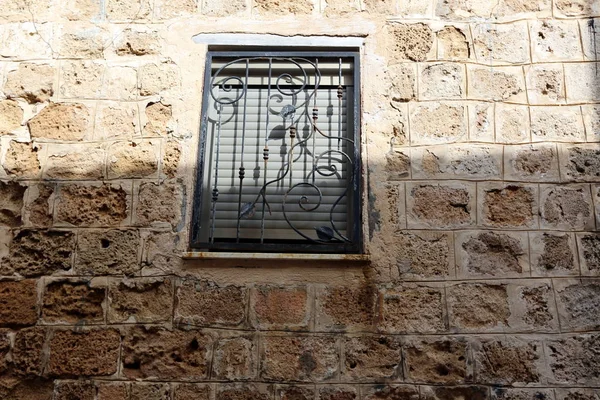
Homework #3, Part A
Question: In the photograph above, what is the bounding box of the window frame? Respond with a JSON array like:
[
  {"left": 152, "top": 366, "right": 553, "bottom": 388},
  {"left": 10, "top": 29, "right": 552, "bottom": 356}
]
[{"left": 190, "top": 49, "right": 363, "bottom": 254}]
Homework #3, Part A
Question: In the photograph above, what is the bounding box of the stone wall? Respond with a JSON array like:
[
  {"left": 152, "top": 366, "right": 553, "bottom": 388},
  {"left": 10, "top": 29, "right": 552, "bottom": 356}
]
[{"left": 0, "top": 0, "right": 599, "bottom": 399}]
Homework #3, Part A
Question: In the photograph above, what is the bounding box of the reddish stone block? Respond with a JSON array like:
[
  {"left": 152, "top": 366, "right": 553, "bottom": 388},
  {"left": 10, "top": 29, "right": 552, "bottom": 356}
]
[
  {"left": 108, "top": 277, "right": 173, "bottom": 323},
  {"left": 42, "top": 280, "right": 105, "bottom": 324},
  {"left": 316, "top": 284, "right": 376, "bottom": 332},
  {"left": 173, "top": 383, "right": 212, "bottom": 400},
  {"left": 212, "top": 335, "right": 257, "bottom": 380},
  {"left": 252, "top": 285, "right": 310, "bottom": 330},
  {"left": 0, "top": 280, "right": 38, "bottom": 327},
  {"left": 13, "top": 327, "right": 46, "bottom": 376},
  {"left": 342, "top": 336, "right": 402, "bottom": 382}
]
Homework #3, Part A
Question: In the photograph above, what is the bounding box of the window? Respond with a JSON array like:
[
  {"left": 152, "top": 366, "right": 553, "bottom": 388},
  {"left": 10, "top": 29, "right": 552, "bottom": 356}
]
[{"left": 191, "top": 50, "right": 362, "bottom": 253}]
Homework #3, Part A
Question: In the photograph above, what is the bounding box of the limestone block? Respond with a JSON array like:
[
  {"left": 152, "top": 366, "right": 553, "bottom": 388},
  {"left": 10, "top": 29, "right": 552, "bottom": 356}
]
[
  {"left": 388, "top": 231, "right": 455, "bottom": 279},
  {"left": 0, "top": 181, "right": 25, "bottom": 227},
  {"left": 115, "top": 27, "right": 161, "bottom": 56},
  {"left": 525, "top": 64, "right": 566, "bottom": 105},
  {"left": 467, "top": 66, "right": 526, "bottom": 102},
  {"left": 95, "top": 102, "right": 139, "bottom": 139},
  {"left": 341, "top": 335, "right": 401, "bottom": 381},
  {"left": 545, "top": 334, "right": 600, "bottom": 385},
  {"left": 274, "top": 385, "right": 314, "bottom": 400},
  {"left": 60, "top": 0, "right": 103, "bottom": 21},
  {"left": 435, "top": 0, "right": 496, "bottom": 20},
  {"left": 253, "top": 285, "right": 310, "bottom": 330},
  {"left": 478, "top": 183, "right": 539, "bottom": 229},
  {"left": 107, "top": 277, "right": 173, "bottom": 323},
  {"left": 130, "top": 383, "right": 171, "bottom": 400},
  {"left": 59, "top": 61, "right": 105, "bottom": 99},
  {"left": 411, "top": 144, "right": 502, "bottom": 180},
  {"left": 578, "top": 233, "right": 600, "bottom": 275},
  {"left": 495, "top": 104, "right": 530, "bottom": 143},
  {"left": 216, "top": 384, "right": 271, "bottom": 400},
  {"left": 560, "top": 144, "right": 600, "bottom": 182},
  {"left": 529, "top": 232, "right": 579, "bottom": 276},
  {"left": 580, "top": 18, "right": 600, "bottom": 61},
  {"left": 397, "top": 0, "right": 431, "bottom": 17},
  {"left": 261, "top": 335, "right": 338, "bottom": 382},
  {"left": 378, "top": 284, "right": 447, "bottom": 334},
  {"left": 564, "top": 63, "right": 600, "bottom": 103},
  {"left": 12, "top": 327, "right": 47, "bottom": 377},
  {"left": 554, "top": 0, "right": 600, "bottom": 18},
  {"left": 406, "top": 181, "right": 476, "bottom": 229},
  {"left": 492, "top": 388, "right": 555, "bottom": 400},
  {"left": 409, "top": 102, "right": 466, "bottom": 145},
  {"left": 387, "top": 23, "right": 434, "bottom": 63},
  {"left": 202, "top": 0, "right": 246, "bottom": 15},
  {"left": 173, "top": 384, "right": 211, "bottom": 400},
  {"left": 387, "top": 63, "right": 417, "bottom": 103},
  {"left": 0, "top": 23, "right": 53, "bottom": 60},
  {"left": 504, "top": 143, "right": 560, "bottom": 182},
  {"left": 41, "top": 279, "right": 106, "bottom": 324},
  {"left": 455, "top": 231, "right": 530, "bottom": 278},
  {"left": 364, "top": 0, "right": 396, "bottom": 14},
  {"left": 555, "top": 389, "right": 600, "bottom": 400},
  {"left": 322, "top": 0, "right": 360, "bottom": 16},
  {"left": 55, "top": 24, "right": 108, "bottom": 59},
  {"left": 102, "top": 66, "right": 138, "bottom": 100},
  {"left": 0, "top": 0, "right": 54, "bottom": 23},
  {"left": 473, "top": 338, "right": 545, "bottom": 384},
  {"left": 582, "top": 105, "right": 600, "bottom": 142},
  {"left": 162, "top": 139, "right": 182, "bottom": 178},
  {"left": 472, "top": 22, "right": 530, "bottom": 64},
  {"left": 403, "top": 338, "right": 470, "bottom": 384},
  {"left": 212, "top": 334, "right": 257, "bottom": 381},
  {"left": 495, "top": 0, "right": 551, "bottom": 19},
  {"left": 133, "top": 180, "right": 184, "bottom": 228},
  {"left": 370, "top": 182, "right": 406, "bottom": 233},
  {"left": 315, "top": 284, "right": 376, "bottom": 332},
  {"left": 44, "top": 144, "right": 105, "bottom": 180},
  {"left": 317, "top": 386, "right": 358, "bottom": 400},
  {"left": 437, "top": 25, "right": 471, "bottom": 60},
  {"left": 107, "top": 140, "right": 159, "bottom": 179},
  {"left": 0, "top": 100, "right": 23, "bottom": 133},
  {"left": 530, "top": 20, "right": 582, "bottom": 62},
  {"left": 510, "top": 281, "right": 558, "bottom": 331},
  {"left": 55, "top": 381, "right": 96, "bottom": 400},
  {"left": 253, "top": 0, "right": 314, "bottom": 15},
  {"left": 540, "top": 184, "right": 595, "bottom": 230},
  {"left": 106, "top": 0, "right": 152, "bottom": 21},
  {"left": 419, "top": 63, "right": 465, "bottom": 100},
  {"left": 28, "top": 102, "right": 92, "bottom": 141},
  {"left": 446, "top": 282, "right": 509, "bottom": 332},
  {"left": 139, "top": 62, "right": 180, "bottom": 96},
  {"left": 385, "top": 149, "right": 410, "bottom": 181},
  {"left": 468, "top": 103, "right": 494, "bottom": 142},
  {"left": 155, "top": 0, "right": 197, "bottom": 19},
  {"left": 0, "top": 280, "right": 39, "bottom": 326},
  {"left": 143, "top": 101, "right": 172, "bottom": 137},
  {"left": 142, "top": 230, "right": 184, "bottom": 273},
  {"left": 420, "top": 386, "right": 489, "bottom": 400},
  {"left": 3, "top": 63, "right": 55, "bottom": 104},
  {"left": 554, "top": 278, "right": 600, "bottom": 331},
  {"left": 75, "top": 229, "right": 141, "bottom": 276},
  {"left": 22, "top": 183, "right": 55, "bottom": 227},
  {"left": 2, "top": 141, "right": 42, "bottom": 179}
]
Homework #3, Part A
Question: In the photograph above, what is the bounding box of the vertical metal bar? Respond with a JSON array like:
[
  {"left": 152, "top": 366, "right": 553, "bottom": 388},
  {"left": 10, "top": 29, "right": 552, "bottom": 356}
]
[
  {"left": 337, "top": 57, "right": 343, "bottom": 148},
  {"left": 209, "top": 103, "right": 223, "bottom": 243},
  {"left": 311, "top": 58, "right": 319, "bottom": 185},
  {"left": 260, "top": 58, "right": 273, "bottom": 243},
  {"left": 236, "top": 59, "right": 250, "bottom": 243}
]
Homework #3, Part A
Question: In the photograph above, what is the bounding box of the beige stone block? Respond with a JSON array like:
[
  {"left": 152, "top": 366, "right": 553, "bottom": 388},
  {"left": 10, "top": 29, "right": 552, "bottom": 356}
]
[
  {"left": 363, "top": 0, "right": 396, "bottom": 14},
  {"left": 253, "top": 0, "right": 314, "bottom": 15},
  {"left": 564, "top": 63, "right": 600, "bottom": 103},
  {"left": 556, "top": 389, "right": 600, "bottom": 400},
  {"left": 4, "top": 63, "right": 55, "bottom": 104},
  {"left": 418, "top": 62, "right": 465, "bottom": 100},
  {"left": 202, "top": 0, "right": 247, "bottom": 15},
  {"left": 529, "top": 232, "right": 579, "bottom": 277},
  {"left": 161, "top": 139, "right": 182, "bottom": 178},
  {"left": 504, "top": 143, "right": 560, "bottom": 182},
  {"left": 386, "top": 22, "right": 434, "bottom": 63},
  {"left": 55, "top": 24, "right": 108, "bottom": 59},
  {"left": 60, "top": 0, "right": 103, "bottom": 21},
  {"left": 406, "top": 181, "right": 476, "bottom": 229},
  {"left": 0, "top": 23, "right": 53, "bottom": 60},
  {"left": 155, "top": 0, "right": 198, "bottom": 19},
  {"left": 530, "top": 106, "right": 585, "bottom": 142},
  {"left": 322, "top": 0, "right": 360, "bottom": 16},
  {"left": 371, "top": 182, "right": 406, "bottom": 232},
  {"left": 468, "top": 103, "right": 494, "bottom": 142},
  {"left": 446, "top": 282, "right": 509, "bottom": 332},
  {"left": 559, "top": 144, "right": 600, "bottom": 182},
  {"left": 577, "top": 232, "right": 600, "bottom": 276},
  {"left": 554, "top": 0, "right": 600, "bottom": 18},
  {"left": 2, "top": 141, "right": 43, "bottom": 179},
  {"left": 28, "top": 102, "right": 92, "bottom": 141},
  {"left": 95, "top": 102, "right": 139, "bottom": 140},
  {"left": 495, "top": 104, "right": 530, "bottom": 144},
  {"left": 102, "top": 65, "right": 138, "bottom": 100},
  {"left": 540, "top": 184, "right": 595, "bottom": 231},
  {"left": 0, "top": 100, "right": 23, "bottom": 133},
  {"left": 44, "top": 144, "right": 105, "bottom": 180},
  {"left": 525, "top": 64, "right": 566, "bottom": 105},
  {"left": 0, "top": 0, "right": 55, "bottom": 23},
  {"left": 554, "top": 278, "right": 600, "bottom": 331},
  {"left": 495, "top": 0, "right": 551, "bottom": 19},
  {"left": 510, "top": 281, "right": 559, "bottom": 332},
  {"left": 409, "top": 102, "right": 467, "bottom": 145},
  {"left": 22, "top": 183, "right": 55, "bottom": 228},
  {"left": 411, "top": 144, "right": 502, "bottom": 180},
  {"left": 580, "top": 18, "right": 600, "bottom": 61},
  {"left": 387, "top": 63, "right": 416, "bottom": 103},
  {"left": 582, "top": 104, "right": 600, "bottom": 142},
  {"left": 467, "top": 65, "right": 526, "bottom": 102},
  {"left": 143, "top": 101, "right": 173, "bottom": 137},
  {"left": 435, "top": 0, "right": 496, "bottom": 20},
  {"left": 59, "top": 60, "right": 105, "bottom": 99},
  {"left": 114, "top": 27, "right": 161, "bottom": 56},
  {"left": 436, "top": 25, "right": 471, "bottom": 61},
  {"left": 133, "top": 180, "right": 184, "bottom": 228},
  {"left": 106, "top": 0, "right": 152, "bottom": 21},
  {"left": 139, "top": 62, "right": 180, "bottom": 96},
  {"left": 455, "top": 231, "right": 530, "bottom": 278},
  {"left": 107, "top": 140, "right": 160, "bottom": 179},
  {"left": 397, "top": 0, "right": 431, "bottom": 17},
  {"left": 530, "top": 20, "right": 582, "bottom": 62},
  {"left": 473, "top": 22, "right": 530, "bottom": 65},
  {"left": 545, "top": 333, "right": 600, "bottom": 385},
  {"left": 477, "top": 182, "right": 539, "bottom": 229}
]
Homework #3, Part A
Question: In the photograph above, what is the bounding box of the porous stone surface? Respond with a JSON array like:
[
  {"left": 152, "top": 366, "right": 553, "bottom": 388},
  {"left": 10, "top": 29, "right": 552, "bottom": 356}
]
[
  {"left": 546, "top": 334, "right": 600, "bottom": 384},
  {"left": 143, "top": 102, "right": 172, "bottom": 136},
  {"left": 173, "top": 383, "right": 211, "bottom": 400},
  {"left": 135, "top": 181, "right": 183, "bottom": 227},
  {"left": 316, "top": 284, "right": 375, "bottom": 331},
  {"left": 0, "top": 181, "right": 26, "bottom": 227},
  {"left": 0, "top": 280, "right": 38, "bottom": 326},
  {"left": 555, "top": 279, "right": 600, "bottom": 331},
  {"left": 0, "top": 100, "right": 23, "bottom": 132},
  {"left": 481, "top": 185, "right": 536, "bottom": 228},
  {"left": 437, "top": 26, "right": 470, "bottom": 59},
  {"left": 108, "top": 277, "right": 173, "bottom": 323},
  {"left": 447, "top": 283, "right": 510, "bottom": 331},
  {"left": 378, "top": 285, "right": 446, "bottom": 333},
  {"left": 115, "top": 28, "right": 161, "bottom": 56},
  {"left": 504, "top": 144, "right": 559, "bottom": 181},
  {"left": 387, "top": 23, "right": 434, "bottom": 62},
  {"left": 130, "top": 383, "right": 170, "bottom": 400},
  {"left": 55, "top": 184, "right": 128, "bottom": 227},
  {"left": 468, "top": 66, "right": 525, "bottom": 102},
  {"left": 13, "top": 327, "right": 46, "bottom": 376},
  {"left": 409, "top": 103, "right": 466, "bottom": 145},
  {"left": 388, "top": 64, "right": 416, "bottom": 103},
  {"left": 254, "top": 0, "right": 313, "bottom": 14},
  {"left": 473, "top": 22, "right": 530, "bottom": 64},
  {"left": 3, "top": 141, "right": 42, "bottom": 179},
  {"left": 531, "top": 233, "right": 577, "bottom": 276},
  {"left": 107, "top": 141, "right": 159, "bottom": 178},
  {"left": 44, "top": 145, "right": 105, "bottom": 180},
  {"left": 162, "top": 140, "right": 182, "bottom": 178},
  {"left": 407, "top": 183, "right": 474, "bottom": 228},
  {"left": 458, "top": 231, "right": 528, "bottom": 277},
  {"left": 55, "top": 380, "right": 96, "bottom": 400},
  {"left": 212, "top": 335, "right": 256, "bottom": 380},
  {"left": 363, "top": 385, "right": 420, "bottom": 400},
  {"left": 564, "top": 146, "right": 600, "bottom": 182},
  {"left": 75, "top": 229, "right": 140, "bottom": 276},
  {"left": 139, "top": 62, "right": 179, "bottom": 96},
  {"left": 42, "top": 280, "right": 105, "bottom": 324},
  {"left": 519, "top": 283, "right": 556, "bottom": 329},
  {"left": 404, "top": 339, "right": 468, "bottom": 383},
  {"left": 3, "top": 64, "right": 54, "bottom": 103},
  {"left": 390, "top": 231, "right": 453, "bottom": 278},
  {"left": 28, "top": 103, "right": 90, "bottom": 141},
  {"left": 95, "top": 103, "right": 138, "bottom": 139},
  {"left": 540, "top": 185, "right": 594, "bottom": 230},
  {"left": 342, "top": 335, "right": 402, "bottom": 381},
  {"left": 419, "top": 63, "right": 464, "bottom": 100},
  {"left": 253, "top": 285, "right": 309, "bottom": 329},
  {"left": 474, "top": 339, "right": 542, "bottom": 384},
  {"left": 579, "top": 234, "right": 600, "bottom": 273}
]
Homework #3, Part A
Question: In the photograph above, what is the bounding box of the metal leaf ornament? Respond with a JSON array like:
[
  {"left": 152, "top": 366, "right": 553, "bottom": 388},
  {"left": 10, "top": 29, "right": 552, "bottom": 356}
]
[
  {"left": 239, "top": 202, "right": 256, "bottom": 219},
  {"left": 315, "top": 226, "right": 335, "bottom": 241}
]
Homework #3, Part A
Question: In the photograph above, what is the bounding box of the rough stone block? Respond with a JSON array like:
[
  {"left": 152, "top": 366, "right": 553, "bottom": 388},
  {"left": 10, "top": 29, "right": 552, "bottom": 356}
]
[
  {"left": 385, "top": 150, "right": 410, "bottom": 180},
  {"left": 28, "top": 102, "right": 91, "bottom": 141},
  {"left": 315, "top": 284, "right": 375, "bottom": 332},
  {"left": 491, "top": 388, "right": 555, "bottom": 400},
  {"left": 479, "top": 184, "right": 538, "bottom": 228},
  {"left": 175, "top": 279, "right": 246, "bottom": 327},
  {"left": 143, "top": 102, "right": 172, "bottom": 137},
  {"left": 531, "top": 106, "right": 585, "bottom": 142},
  {"left": 0, "top": 280, "right": 38, "bottom": 326},
  {"left": 3, "top": 63, "right": 54, "bottom": 104},
  {"left": 389, "top": 231, "right": 454, "bottom": 279},
  {"left": 404, "top": 338, "right": 469, "bottom": 383},
  {"left": 495, "top": 0, "right": 552, "bottom": 19},
  {"left": 56, "top": 25, "right": 107, "bottom": 59},
  {"left": 370, "top": 182, "right": 406, "bottom": 233},
  {"left": 387, "top": 23, "right": 434, "bottom": 63},
  {"left": 0, "top": 377, "right": 55, "bottom": 399},
  {"left": 102, "top": 66, "right": 138, "bottom": 100},
  {"left": 564, "top": 63, "right": 600, "bottom": 103},
  {"left": 530, "top": 232, "right": 579, "bottom": 276},
  {"left": 318, "top": 386, "right": 357, "bottom": 400},
  {"left": 554, "top": 0, "right": 600, "bottom": 17},
  {"left": 467, "top": 66, "right": 526, "bottom": 102},
  {"left": 13, "top": 327, "right": 45, "bottom": 376},
  {"left": 261, "top": 335, "right": 338, "bottom": 382},
  {"left": 0, "top": 0, "right": 54, "bottom": 22},
  {"left": 581, "top": 18, "right": 600, "bottom": 61},
  {"left": 437, "top": 26, "right": 471, "bottom": 60},
  {"left": 115, "top": 28, "right": 161, "bottom": 56},
  {"left": 447, "top": 283, "right": 509, "bottom": 331},
  {"left": 134, "top": 180, "right": 183, "bottom": 228},
  {"left": 546, "top": 334, "right": 600, "bottom": 384},
  {"left": 95, "top": 102, "right": 139, "bottom": 139},
  {"left": 342, "top": 335, "right": 402, "bottom": 381},
  {"left": 583, "top": 105, "right": 600, "bottom": 142},
  {"left": 130, "top": 383, "right": 170, "bottom": 400},
  {"left": 254, "top": 0, "right": 313, "bottom": 14},
  {"left": 0, "top": 329, "right": 9, "bottom": 374},
  {"left": 42, "top": 280, "right": 105, "bottom": 324},
  {"left": 363, "top": 385, "right": 420, "bottom": 400},
  {"left": 512, "top": 282, "right": 558, "bottom": 331},
  {"left": 504, "top": 144, "right": 560, "bottom": 182},
  {"left": 396, "top": 0, "right": 430, "bottom": 16},
  {"left": 251, "top": 285, "right": 310, "bottom": 330},
  {"left": 275, "top": 385, "right": 314, "bottom": 400},
  {"left": 530, "top": 20, "right": 582, "bottom": 62},
  {"left": 75, "top": 229, "right": 140, "bottom": 276},
  {"left": 468, "top": 103, "right": 494, "bottom": 142},
  {"left": 474, "top": 338, "right": 544, "bottom": 384},
  {"left": 555, "top": 279, "right": 600, "bottom": 331},
  {"left": 322, "top": 0, "right": 359, "bottom": 16},
  {"left": 4, "top": 229, "right": 74, "bottom": 277},
  {"left": 108, "top": 277, "right": 173, "bottom": 323},
  {"left": 525, "top": 64, "right": 566, "bottom": 104},
  {"left": 555, "top": 389, "right": 600, "bottom": 400},
  {"left": 378, "top": 284, "right": 446, "bottom": 334},
  {"left": 561, "top": 145, "right": 600, "bottom": 182},
  {"left": 0, "top": 100, "right": 23, "bottom": 132},
  {"left": 55, "top": 381, "right": 95, "bottom": 400},
  {"left": 155, "top": 0, "right": 197, "bottom": 17},
  {"left": 419, "top": 63, "right": 465, "bottom": 100},
  {"left": 173, "top": 383, "right": 211, "bottom": 400},
  {"left": 55, "top": 183, "right": 129, "bottom": 227},
  {"left": 212, "top": 334, "right": 256, "bottom": 380},
  {"left": 3, "top": 141, "right": 42, "bottom": 179},
  {"left": 409, "top": 102, "right": 466, "bottom": 145},
  {"left": 202, "top": 0, "right": 246, "bottom": 16},
  {"left": 0, "top": 181, "right": 25, "bottom": 227},
  {"left": 578, "top": 233, "right": 600, "bottom": 275},
  {"left": 495, "top": 104, "right": 530, "bottom": 143},
  {"left": 412, "top": 144, "right": 502, "bottom": 180},
  {"left": 406, "top": 182, "right": 475, "bottom": 229},
  {"left": 106, "top": 0, "right": 152, "bottom": 21},
  {"left": 122, "top": 326, "right": 213, "bottom": 380},
  {"left": 162, "top": 140, "right": 182, "bottom": 178},
  {"left": 1, "top": 23, "right": 53, "bottom": 60},
  {"left": 455, "top": 231, "right": 529, "bottom": 278},
  {"left": 59, "top": 61, "right": 105, "bottom": 98},
  {"left": 435, "top": 0, "right": 496, "bottom": 20},
  {"left": 108, "top": 140, "right": 159, "bottom": 179},
  {"left": 216, "top": 383, "right": 272, "bottom": 400},
  {"left": 540, "top": 185, "right": 594, "bottom": 230},
  {"left": 59, "top": 0, "right": 102, "bottom": 20},
  {"left": 139, "top": 62, "right": 180, "bottom": 96},
  {"left": 47, "top": 329, "right": 120, "bottom": 377},
  {"left": 141, "top": 230, "right": 184, "bottom": 273},
  {"left": 387, "top": 63, "right": 416, "bottom": 103},
  {"left": 44, "top": 145, "right": 105, "bottom": 180},
  {"left": 97, "top": 382, "right": 129, "bottom": 400},
  {"left": 473, "top": 22, "right": 530, "bottom": 64}
]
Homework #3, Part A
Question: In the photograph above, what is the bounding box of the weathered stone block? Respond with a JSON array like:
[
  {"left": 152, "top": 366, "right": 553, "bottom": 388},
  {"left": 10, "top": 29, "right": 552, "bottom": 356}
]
[
  {"left": 531, "top": 106, "right": 585, "bottom": 142},
  {"left": 491, "top": 388, "right": 554, "bottom": 400},
  {"left": 0, "top": 280, "right": 38, "bottom": 326},
  {"left": 435, "top": 0, "right": 495, "bottom": 20},
  {"left": 130, "top": 383, "right": 170, "bottom": 400},
  {"left": 406, "top": 182, "right": 475, "bottom": 228},
  {"left": 409, "top": 102, "right": 466, "bottom": 145},
  {"left": 55, "top": 381, "right": 95, "bottom": 400},
  {"left": 474, "top": 338, "right": 543, "bottom": 384},
  {"left": 1, "top": 23, "right": 53, "bottom": 60},
  {"left": 44, "top": 145, "right": 105, "bottom": 180},
  {"left": 385, "top": 150, "right": 410, "bottom": 180},
  {"left": 0, "top": 378, "right": 54, "bottom": 400},
  {"left": 495, "top": 104, "right": 530, "bottom": 143},
  {"left": 0, "top": 100, "right": 22, "bottom": 132},
  {"left": 473, "top": 22, "right": 530, "bottom": 64},
  {"left": 60, "top": 0, "right": 103, "bottom": 21},
  {"left": 396, "top": 0, "right": 429, "bottom": 16},
  {"left": 95, "top": 103, "right": 139, "bottom": 139},
  {"left": 141, "top": 230, "right": 184, "bottom": 273},
  {"left": 254, "top": 0, "right": 313, "bottom": 14},
  {"left": 56, "top": 25, "right": 107, "bottom": 59},
  {"left": 3, "top": 63, "right": 54, "bottom": 104},
  {"left": 504, "top": 144, "right": 560, "bottom": 182},
  {"left": 175, "top": 279, "right": 246, "bottom": 327},
  {"left": 555, "top": 388, "right": 600, "bottom": 400},
  {"left": 216, "top": 383, "right": 272, "bottom": 400},
  {"left": 0, "top": 329, "right": 9, "bottom": 374},
  {"left": 122, "top": 326, "right": 213, "bottom": 380},
  {"left": 28, "top": 102, "right": 91, "bottom": 141},
  {"left": 363, "top": 385, "right": 420, "bottom": 400},
  {"left": 479, "top": 184, "right": 538, "bottom": 228},
  {"left": 108, "top": 140, "right": 159, "bottom": 179},
  {"left": 55, "top": 183, "right": 128, "bottom": 227},
  {"left": 139, "top": 62, "right": 180, "bottom": 96},
  {"left": 202, "top": 0, "right": 246, "bottom": 16},
  {"left": 555, "top": 279, "right": 600, "bottom": 331},
  {"left": 156, "top": 0, "right": 198, "bottom": 17},
  {"left": 583, "top": 105, "right": 600, "bottom": 142},
  {"left": 512, "top": 282, "right": 558, "bottom": 331},
  {"left": 13, "top": 327, "right": 45, "bottom": 376},
  {"left": 546, "top": 334, "right": 600, "bottom": 384},
  {"left": 555, "top": 0, "right": 600, "bottom": 17},
  {"left": 315, "top": 284, "right": 375, "bottom": 332},
  {"left": 115, "top": 27, "right": 161, "bottom": 56},
  {"left": 342, "top": 335, "right": 401, "bottom": 381},
  {"left": 3, "top": 141, "right": 42, "bottom": 179},
  {"left": 0, "top": 0, "right": 54, "bottom": 22},
  {"left": 4, "top": 229, "right": 74, "bottom": 277},
  {"left": 468, "top": 103, "right": 494, "bottom": 142},
  {"left": 0, "top": 181, "right": 25, "bottom": 227},
  {"left": 103, "top": 66, "right": 138, "bottom": 100},
  {"left": 97, "top": 382, "right": 129, "bottom": 400},
  {"left": 455, "top": 231, "right": 529, "bottom": 278},
  {"left": 387, "top": 23, "right": 434, "bottom": 63},
  {"left": 108, "top": 277, "right": 172, "bottom": 323},
  {"left": 530, "top": 232, "right": 578, "bottom": 276},
  {"left": 378, "top": 284, "right": 446, "bottom": 333},
  {"left": 387, "top": 63, "right": 416, "bottom": 103},
  {"left": 42, "top": 280, "right": 105, "bottom": 324},
  {"left": 47, "top": 329, "right": 120, "bottom": 377},
  {"left": 467, "top": 66, "right": 526, "bottom": 102},
  {"left": 447, "top": 283, "right": 509, "bottom": 331},
  {"left": 275, "top": 385, "right": 314, "bottom": 400},
  {"left": 173, "top": 383, "right": 211, "bottom": 400},
  {"left": 75, "top": 229, "right": 140, "bottom": 276},
  {"left": 212, "top": 334, "right": 256, "bottom": 380},
  {"left": 581, "top": 18, "right": 600, "bottom": 61},
  {"left": 261, "top": 335, "right": 339, "bottom": 382},
  {"left": 389, "top": 231, "right": 454, "bottom": 279},
  {"left": 106, "top": 0, "right": 152, "bottom": 21},
  {"left": 578, "top": 233, "right": 600, "bottom": 275},
  {"left": 561, "top": 145, "right": 600, "bottom": 182},
  {"left": 404, "top": 338, "right": 469, "bottom": 383},
  {"left": 525, "top": 64, "right": 566, "bottom": 104},
  {"left": 564, "top": 63, "right": 600, "bottom": 103},
  {"left": 318, "top": 386, "right": 357, "bottom": 400},
  {"left": 252, "top": 285, "right": 310, "bottom": 330},
  {"left": 162, "top": 140, "right": 182, "bottom": 178},
  {"left": 134, "top": 180, "right": 183, "bottom": 228},
  {"left": 531, "top": 20, "right": 582, "bottom": 62},
  {"left": 59, "top": 61, "right": 104, "bottom": 98},
  {"left": 143, "top": 102, "right": 172, "bottom": 137},
  {"left": 540, "top": 185, "right": 594, "bottom": 230},
  {"left": 419, "top": 63, "right": 465, "bottom": 100},
  {"left": 437, "top": 26, "right": 471, "bottom": 60}
]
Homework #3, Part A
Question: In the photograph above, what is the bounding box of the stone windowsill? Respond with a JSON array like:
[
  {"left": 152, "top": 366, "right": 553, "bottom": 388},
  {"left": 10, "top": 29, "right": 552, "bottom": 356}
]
[{"left": 183, "top": 252, "right": 370, "bottom": 263}]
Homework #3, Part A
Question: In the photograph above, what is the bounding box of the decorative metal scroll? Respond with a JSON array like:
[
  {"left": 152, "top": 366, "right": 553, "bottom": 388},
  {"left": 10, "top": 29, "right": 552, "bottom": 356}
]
[{"left": 206, "top": 56, "right": 355, "bottom": 247}]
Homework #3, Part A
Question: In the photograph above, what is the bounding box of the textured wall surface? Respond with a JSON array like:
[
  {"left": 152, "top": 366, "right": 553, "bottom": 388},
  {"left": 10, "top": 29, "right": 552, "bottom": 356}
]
[{"left": 0, "top": 0, "right": 599, "bottom": 398}]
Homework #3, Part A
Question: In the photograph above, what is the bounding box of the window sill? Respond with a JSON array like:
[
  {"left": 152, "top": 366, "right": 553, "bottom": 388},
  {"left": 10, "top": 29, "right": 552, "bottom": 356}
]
[{"left": 183, "top": 252, "right": 370, "bottom": 263}]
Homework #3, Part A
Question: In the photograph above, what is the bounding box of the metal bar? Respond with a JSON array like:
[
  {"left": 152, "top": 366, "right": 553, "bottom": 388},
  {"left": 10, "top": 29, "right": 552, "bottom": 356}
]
[
  {"left": 235, "top": 59, "right": 250, "bottom": 243},
  {"left": 260, "top": 58, "right": 273, "bottom": 244}
]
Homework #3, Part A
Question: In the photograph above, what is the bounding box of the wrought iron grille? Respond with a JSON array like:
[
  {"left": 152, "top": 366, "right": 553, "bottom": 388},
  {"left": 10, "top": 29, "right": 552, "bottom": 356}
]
[{"left": 191, "top": 51, "right": 362, "bottom": 253}]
